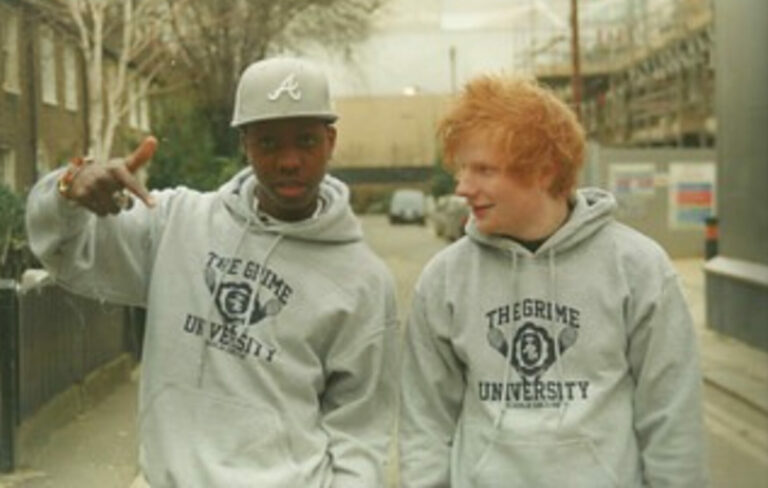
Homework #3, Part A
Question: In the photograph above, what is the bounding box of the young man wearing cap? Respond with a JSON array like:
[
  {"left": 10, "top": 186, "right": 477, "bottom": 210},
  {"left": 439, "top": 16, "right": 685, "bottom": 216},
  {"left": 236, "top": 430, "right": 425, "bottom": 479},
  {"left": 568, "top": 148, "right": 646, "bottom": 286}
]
[
  {"left": 398, "top": 74, "right": 708, "bottom": 487},
  {"left": 26, "top": 57, "right": 398, "bottom": 487}
]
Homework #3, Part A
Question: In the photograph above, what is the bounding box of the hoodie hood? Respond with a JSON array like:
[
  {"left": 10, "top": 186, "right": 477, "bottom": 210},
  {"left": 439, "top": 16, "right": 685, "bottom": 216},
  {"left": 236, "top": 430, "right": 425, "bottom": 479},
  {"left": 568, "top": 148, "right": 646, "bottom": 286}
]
[
  {"left": 219, "top": 167, "right": 362, "bottom": 244},
  {"left": 465, "top": 187, "right": 616, "bottom": 255}
]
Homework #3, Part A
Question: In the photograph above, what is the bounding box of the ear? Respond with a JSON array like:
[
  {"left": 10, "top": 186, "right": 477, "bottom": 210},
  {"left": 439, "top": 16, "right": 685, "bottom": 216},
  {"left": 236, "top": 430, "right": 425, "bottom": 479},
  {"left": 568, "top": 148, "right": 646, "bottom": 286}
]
[
  {"left": 325, "top": 125, "right": 337, "bottom": 150},
  {"left": 239, "top": 128, "right": 248, "bottom": 156}
]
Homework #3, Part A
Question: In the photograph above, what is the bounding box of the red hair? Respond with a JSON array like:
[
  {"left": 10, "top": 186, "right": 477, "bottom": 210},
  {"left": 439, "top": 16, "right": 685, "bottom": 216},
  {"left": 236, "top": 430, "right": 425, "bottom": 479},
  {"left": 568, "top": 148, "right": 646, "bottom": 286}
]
[{"left": 438, "top": 74, "right": 585, "bottom": 198}]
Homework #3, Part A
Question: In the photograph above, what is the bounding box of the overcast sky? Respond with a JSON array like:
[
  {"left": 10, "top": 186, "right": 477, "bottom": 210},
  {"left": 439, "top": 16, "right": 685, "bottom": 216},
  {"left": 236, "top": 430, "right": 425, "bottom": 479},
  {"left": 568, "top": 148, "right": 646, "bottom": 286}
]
[
  {"left": 309, "top": 0, "right": 655, "bottom": 98},
  {"left": 310, "top": 0, "right": 573, "bottom": 97}
]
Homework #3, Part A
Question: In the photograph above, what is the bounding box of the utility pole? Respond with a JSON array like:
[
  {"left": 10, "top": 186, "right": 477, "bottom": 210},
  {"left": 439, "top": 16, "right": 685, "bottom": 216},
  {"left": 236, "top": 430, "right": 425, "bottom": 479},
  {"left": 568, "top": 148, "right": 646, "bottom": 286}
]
[{"left": 570, "top": 0, "right": 583, "bottom": 121}]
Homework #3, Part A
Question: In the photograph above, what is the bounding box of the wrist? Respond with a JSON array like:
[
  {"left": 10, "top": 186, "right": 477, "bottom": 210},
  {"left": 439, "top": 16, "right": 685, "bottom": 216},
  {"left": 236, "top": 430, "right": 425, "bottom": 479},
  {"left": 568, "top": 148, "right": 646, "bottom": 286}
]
[{"left": 57, "top": 156, "right": 92, "bottom": 199}]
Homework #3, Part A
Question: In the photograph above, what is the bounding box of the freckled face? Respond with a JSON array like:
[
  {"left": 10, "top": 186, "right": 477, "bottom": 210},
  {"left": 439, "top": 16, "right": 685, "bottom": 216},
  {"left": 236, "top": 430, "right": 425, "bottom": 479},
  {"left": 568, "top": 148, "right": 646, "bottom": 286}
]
[{"left": 242, "top": 117, "right": 336, "bottom": 221}]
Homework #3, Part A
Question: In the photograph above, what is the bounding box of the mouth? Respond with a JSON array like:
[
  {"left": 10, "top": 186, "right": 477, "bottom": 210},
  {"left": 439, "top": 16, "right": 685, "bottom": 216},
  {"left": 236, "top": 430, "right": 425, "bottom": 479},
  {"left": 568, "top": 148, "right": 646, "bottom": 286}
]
[
  {"left": 274, "top": 182, "right": 307, "bottom": 198},
  {"left": 471, "top": 204, "right": 493, "bottom": 219}
]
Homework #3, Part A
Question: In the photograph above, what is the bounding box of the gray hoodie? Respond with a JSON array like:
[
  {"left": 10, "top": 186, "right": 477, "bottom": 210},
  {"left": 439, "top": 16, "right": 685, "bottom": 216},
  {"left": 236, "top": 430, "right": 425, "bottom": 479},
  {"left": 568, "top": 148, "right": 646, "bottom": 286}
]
[
  {"left": 27, "top": 167, "right": 398, "bottom": 487},
  {"left": 399, "top": 188, "right": 707, "bottom": 487}
]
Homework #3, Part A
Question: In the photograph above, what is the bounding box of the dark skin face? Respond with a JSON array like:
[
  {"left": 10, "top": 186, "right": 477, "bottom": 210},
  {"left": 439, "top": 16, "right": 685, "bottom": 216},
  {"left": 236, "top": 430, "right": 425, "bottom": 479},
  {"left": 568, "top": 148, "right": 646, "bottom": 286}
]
[{"left": 241, "top": 117, "right": 336, "bottom": 221}]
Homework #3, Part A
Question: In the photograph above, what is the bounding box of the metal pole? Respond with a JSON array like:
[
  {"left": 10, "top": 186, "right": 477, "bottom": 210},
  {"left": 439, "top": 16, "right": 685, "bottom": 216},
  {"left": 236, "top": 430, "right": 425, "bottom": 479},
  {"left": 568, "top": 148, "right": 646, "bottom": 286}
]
[
  {"left": 570, "top": 0, "right": 583, "bottom": 121},
  {"left": 0, "top": 279, "right": 19, "bottom": 472}
]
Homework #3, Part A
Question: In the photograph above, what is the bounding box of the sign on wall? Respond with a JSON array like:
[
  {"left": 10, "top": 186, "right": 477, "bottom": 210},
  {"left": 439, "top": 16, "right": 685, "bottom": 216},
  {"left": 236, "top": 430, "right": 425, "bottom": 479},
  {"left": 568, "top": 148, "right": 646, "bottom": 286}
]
[
  {"left": 609, "top": 163, "right": 656, "bottom": 218},
  {"left": 668, "top": 162, "right": 716, "bottom": 229}
]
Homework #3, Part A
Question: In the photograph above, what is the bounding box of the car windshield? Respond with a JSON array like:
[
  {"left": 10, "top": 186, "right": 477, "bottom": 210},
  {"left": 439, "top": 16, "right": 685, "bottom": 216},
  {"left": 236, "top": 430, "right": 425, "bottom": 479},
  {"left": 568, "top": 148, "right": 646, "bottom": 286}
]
[{"left": 390, "top": 190, "right": 424, "bottom": 210}]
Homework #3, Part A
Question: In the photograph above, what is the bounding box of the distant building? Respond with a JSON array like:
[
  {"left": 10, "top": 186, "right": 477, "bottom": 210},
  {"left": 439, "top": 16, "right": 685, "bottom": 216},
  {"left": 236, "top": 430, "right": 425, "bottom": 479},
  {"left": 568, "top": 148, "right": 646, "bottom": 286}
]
[
  {"left": 326, "top": 0, "right": 716, "bottom": 210},
  {"left": 524, "top": 0, "right": 715, "bottom": 147}
]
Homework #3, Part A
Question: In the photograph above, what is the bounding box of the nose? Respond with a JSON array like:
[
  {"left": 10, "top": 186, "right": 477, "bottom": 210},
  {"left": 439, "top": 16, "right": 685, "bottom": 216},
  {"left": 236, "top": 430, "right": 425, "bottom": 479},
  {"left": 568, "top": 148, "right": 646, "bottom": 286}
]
[
  {"left": 276, "top": 147, "right": 302, "bottom": 173},
  {"left": 454, "top": 169, "right": 474, "bottom": 198}
]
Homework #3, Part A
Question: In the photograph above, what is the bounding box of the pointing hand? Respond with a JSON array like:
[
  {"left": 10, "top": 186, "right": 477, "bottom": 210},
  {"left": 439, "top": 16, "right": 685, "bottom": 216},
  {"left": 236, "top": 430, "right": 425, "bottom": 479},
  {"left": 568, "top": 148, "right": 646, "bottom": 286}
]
[{"left": 62, "top": 136, "right": 158, "bottom": 216}]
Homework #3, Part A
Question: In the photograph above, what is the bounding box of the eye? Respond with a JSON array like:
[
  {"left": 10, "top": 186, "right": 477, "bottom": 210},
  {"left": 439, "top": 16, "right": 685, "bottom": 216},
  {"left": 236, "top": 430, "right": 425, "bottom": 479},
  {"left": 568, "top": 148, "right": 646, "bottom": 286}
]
[
  {"left": 472, "top": 163, "right": 495, "bottom": 176},
  {"left": 297, "top": 132, "right": 319, "bottom": 149},
  {"left": 257, "top": 136, "right": 277, "bottom": 151}
]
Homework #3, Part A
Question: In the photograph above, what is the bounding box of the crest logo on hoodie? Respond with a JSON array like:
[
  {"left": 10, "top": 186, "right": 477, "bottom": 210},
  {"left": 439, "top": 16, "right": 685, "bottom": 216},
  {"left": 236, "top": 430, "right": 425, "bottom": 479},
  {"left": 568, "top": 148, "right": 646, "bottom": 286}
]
[
  {"left": 485, "top": 299, "right": 580, "bottom": 379},
  {"left": 480, "top": 299, "right": 589, "bottom": 409},
  {"left": 213, "top": 281, "right": 283, "bottom": 326},
  {"left": 204, "top": 251, "right": 293, "bottom": 327},
  {"left": 511, "top": 322, "right": 556, "bottom": 377}
]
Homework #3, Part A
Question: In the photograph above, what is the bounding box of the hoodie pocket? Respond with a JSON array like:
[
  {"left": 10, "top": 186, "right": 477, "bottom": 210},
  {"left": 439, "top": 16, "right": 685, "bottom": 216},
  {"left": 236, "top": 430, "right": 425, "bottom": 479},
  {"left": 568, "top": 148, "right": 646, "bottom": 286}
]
[
  {"left": 140, "top": 383, "right": 302, "bottom": 488},
  {"left": 470, "top": 436, "right": 619, "bottom": 488}
]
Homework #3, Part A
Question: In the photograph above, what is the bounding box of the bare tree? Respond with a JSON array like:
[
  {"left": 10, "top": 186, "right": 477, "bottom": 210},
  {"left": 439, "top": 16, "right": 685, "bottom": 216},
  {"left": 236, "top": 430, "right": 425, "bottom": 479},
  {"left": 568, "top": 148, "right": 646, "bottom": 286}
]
[
  {"left": 164, "top": 0, "right": 389, "bottom": 155},
  {"left": 30, "top": 0, "right": 173, "bottom": 162}
]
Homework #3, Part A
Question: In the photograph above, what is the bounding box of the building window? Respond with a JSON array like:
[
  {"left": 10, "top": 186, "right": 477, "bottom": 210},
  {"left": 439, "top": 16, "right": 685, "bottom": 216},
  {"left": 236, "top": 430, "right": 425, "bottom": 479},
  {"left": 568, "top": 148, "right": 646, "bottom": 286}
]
[
  {"left": 0, "top": 147, "right": 16, "bottom": 191},
  {"left": 2, "top": 10, "right": 21, "bottom": 94},
  {"left": 63, "top": 44, "right": 78, "bottom": 111},
  {"left": 40, "top": 26, "right": 58, "bottom": 105}
]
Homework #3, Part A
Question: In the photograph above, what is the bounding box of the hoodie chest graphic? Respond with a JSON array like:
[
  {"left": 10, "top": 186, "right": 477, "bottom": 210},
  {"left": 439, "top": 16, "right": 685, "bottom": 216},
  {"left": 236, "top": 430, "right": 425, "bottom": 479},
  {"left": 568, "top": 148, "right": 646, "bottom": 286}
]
[
  {"left": 179, "top": 251, "right": 294, "bottom": 364},
  {"left": 205, "top": 251, "right": 293, "bottom": 327},
  {"left": 478, "top": 298, "right": 590, "bottom": 409}
]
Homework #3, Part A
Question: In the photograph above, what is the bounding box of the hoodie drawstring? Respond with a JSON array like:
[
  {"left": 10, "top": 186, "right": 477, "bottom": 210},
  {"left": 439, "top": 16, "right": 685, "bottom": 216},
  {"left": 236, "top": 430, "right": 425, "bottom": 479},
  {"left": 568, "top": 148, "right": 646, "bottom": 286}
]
[
  {"left": 195, "top": 213, "right": 283, "bottom": 387},
  {"left": 494, "top": 250, "right": 519, "bottom": 430},
  {"left": 493, "top": 248, "right": 570, "bottom": 431},
  {"left": 549, "top": 249, "right": 570, "bottom": 428}
]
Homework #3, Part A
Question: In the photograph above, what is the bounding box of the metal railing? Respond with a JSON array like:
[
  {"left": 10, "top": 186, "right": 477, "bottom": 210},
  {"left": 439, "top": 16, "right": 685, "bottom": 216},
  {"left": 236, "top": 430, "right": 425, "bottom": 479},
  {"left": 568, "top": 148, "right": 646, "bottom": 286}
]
[{"left": 0, "top": 276, "right": 139, "bottom": 473}]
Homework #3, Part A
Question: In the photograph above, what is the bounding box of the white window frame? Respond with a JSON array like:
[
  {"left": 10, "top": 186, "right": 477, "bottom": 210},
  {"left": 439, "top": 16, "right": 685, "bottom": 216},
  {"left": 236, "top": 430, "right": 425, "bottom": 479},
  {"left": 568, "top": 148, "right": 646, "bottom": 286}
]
[
  {"left": 63, "top": 44, "right": 78, "bottom": 111},
  {"left": 2, "top": 10, "right": 21, "bottom": 94},
  {"left": 0, "top": 147, "right": 17, "bottom": 191},
  {"left": 40, "top": 26, "right": 58, "bottom": 106}
]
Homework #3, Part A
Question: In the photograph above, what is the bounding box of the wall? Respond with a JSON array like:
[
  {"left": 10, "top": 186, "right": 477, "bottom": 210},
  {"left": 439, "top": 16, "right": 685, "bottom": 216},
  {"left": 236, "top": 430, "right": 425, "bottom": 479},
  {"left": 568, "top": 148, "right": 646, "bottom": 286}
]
[
  {"left": 705, "top": 0, "right": 768, "bottom": 350},
  {"left": 333, "top": 94, "right": 451, "bottom": 169},
  {"left": 585, "top": 145, "right": 716, "bottom": 258}
]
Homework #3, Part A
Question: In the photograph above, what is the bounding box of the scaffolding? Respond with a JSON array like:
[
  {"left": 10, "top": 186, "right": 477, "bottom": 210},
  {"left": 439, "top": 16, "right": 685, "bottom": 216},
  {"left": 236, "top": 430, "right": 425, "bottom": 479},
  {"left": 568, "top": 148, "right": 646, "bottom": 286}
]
[{"left": 517, "top": 0, "right": 714, "bottom": 147}]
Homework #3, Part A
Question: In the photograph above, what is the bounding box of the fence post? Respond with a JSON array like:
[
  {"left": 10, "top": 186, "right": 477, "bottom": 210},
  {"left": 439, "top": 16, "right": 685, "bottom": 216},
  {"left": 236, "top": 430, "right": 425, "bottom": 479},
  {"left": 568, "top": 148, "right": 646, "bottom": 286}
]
[{"left": 0, "top": 279, "right": 19, "bottom": 473}]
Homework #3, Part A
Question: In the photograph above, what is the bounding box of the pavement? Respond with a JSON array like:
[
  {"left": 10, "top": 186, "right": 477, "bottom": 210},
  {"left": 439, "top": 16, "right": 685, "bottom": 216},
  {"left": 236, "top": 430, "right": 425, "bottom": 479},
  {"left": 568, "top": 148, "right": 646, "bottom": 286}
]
[
  {"left": 674, "top": 259, "right": 768, "bottom": 416},
  {"left": 1, "top": 258, "right": 766, "bottom": 487}
]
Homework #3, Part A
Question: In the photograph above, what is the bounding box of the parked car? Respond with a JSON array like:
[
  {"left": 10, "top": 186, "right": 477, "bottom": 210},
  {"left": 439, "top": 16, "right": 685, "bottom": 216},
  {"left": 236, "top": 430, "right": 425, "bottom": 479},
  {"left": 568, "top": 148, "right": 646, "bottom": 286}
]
[
  {"left": 388, "top": 189, "right": 426, "bottom": 224},
  {"left": 431, "top": 195, "right": 469, "bottom": 241}
]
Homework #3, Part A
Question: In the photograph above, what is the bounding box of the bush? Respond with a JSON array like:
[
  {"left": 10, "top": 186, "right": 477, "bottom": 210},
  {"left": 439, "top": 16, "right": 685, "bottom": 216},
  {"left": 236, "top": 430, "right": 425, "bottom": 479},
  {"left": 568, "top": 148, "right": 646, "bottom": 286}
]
[
  {"left": 148, "top": 95, "right": 245, "bottom": 191},
  {"left": 431, "top": 156, "right": 455, "bottom": 197},
  {"left": 0, "top": 185, "right": 37, "bottom": 279}
]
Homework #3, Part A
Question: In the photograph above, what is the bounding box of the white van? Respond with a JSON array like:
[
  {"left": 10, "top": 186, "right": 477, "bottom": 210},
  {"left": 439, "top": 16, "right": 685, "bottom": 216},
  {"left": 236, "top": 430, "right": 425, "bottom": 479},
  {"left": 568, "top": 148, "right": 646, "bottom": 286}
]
[{"left": 388, "top": 189, "right": 426, "bottom": 225}]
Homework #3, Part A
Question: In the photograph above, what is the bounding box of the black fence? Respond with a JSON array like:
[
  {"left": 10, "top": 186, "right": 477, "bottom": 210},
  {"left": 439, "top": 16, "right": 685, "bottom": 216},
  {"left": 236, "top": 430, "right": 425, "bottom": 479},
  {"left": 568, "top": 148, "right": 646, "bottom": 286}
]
[{"left": 0, "top": 277, "right": 139, "bottom": 472}]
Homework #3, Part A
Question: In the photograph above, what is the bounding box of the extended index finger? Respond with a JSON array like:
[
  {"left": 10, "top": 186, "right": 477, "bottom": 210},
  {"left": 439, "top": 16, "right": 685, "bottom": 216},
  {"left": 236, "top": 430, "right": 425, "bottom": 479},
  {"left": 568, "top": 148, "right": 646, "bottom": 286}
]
[
  {"left": 125, "top": 136, "right": 158, "bottom": 173},
  {"left": 115, "top": 166, "right": 156, "bottom": 208}
]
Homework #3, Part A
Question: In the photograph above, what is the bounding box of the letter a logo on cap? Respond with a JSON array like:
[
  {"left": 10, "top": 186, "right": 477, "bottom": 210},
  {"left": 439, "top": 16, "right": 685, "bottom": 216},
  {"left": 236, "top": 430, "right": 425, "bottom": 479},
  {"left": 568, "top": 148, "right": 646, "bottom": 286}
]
[{"left": 268, "top": 73, "right": 302, "bottom": 101}]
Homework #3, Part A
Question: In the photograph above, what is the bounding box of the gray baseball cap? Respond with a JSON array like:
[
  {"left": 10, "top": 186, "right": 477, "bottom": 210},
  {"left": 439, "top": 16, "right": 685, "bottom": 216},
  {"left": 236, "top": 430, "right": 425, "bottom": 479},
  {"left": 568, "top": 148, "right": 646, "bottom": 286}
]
[{"left": 231, "top": 57, "right": 338, "bottom": 127}]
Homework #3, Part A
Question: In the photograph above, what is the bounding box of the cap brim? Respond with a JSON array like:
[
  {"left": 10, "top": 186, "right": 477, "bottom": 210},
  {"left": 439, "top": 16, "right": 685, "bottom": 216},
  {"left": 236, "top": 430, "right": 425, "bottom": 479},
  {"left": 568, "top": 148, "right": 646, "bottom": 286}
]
[{"left": 232, "top": 112, "right": 338, "bottom": 127}]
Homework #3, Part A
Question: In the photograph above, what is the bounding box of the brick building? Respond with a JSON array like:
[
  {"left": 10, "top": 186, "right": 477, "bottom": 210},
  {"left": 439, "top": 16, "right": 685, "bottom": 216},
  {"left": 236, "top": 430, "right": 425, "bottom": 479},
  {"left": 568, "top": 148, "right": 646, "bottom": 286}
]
[{"left": 0, "top": 0, "right": 150, "bottom": 194}]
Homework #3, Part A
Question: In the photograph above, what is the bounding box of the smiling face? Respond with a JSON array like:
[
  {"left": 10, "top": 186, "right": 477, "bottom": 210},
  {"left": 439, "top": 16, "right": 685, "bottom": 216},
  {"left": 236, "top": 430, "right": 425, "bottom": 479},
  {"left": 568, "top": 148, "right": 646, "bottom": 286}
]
[
  {"left": 242, "top": 117, "right": 336, "bottom": 221},
  {"left": 453, "top": 132, "right": 567, "bottom": 240}
]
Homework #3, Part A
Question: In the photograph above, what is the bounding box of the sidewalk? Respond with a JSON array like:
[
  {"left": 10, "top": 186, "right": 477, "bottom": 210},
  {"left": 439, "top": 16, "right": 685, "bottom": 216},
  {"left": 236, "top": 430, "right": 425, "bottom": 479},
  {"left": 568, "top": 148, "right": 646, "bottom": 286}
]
[
  {"left": 674, "top": 258, "right": 768, "bottom": 415},
  {"left": 0, "top": 371, "right": 139, "bottom": 488},
  {"left": 1, "top": 259, "right": 766, "bottom": 488}
]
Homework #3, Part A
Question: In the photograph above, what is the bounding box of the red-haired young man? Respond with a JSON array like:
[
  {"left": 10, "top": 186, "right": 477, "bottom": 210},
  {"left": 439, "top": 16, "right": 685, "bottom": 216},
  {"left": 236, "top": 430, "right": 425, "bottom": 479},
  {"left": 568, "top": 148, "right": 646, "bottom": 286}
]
[{"left": 399, "top": 74, "right": 708, "bottom": 488}]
